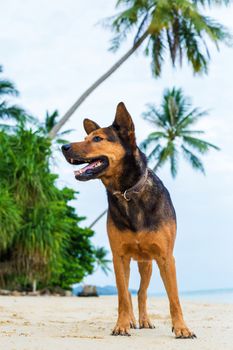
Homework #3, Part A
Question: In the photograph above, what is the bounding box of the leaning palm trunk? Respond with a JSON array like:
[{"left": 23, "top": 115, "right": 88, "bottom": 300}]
[
  {"left": 88, "top": 160, "right": 159, "bottom": 229},
  {"left": 89, "top": 209, "right": 108, "bottom": 229},
  {"left": 48, "top": 30, "right": 149, "bottom": 139}
]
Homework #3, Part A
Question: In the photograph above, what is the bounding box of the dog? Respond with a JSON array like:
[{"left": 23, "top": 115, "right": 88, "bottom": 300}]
[{"left": 61, "top": 102, "right": 196, "bottom": 338}]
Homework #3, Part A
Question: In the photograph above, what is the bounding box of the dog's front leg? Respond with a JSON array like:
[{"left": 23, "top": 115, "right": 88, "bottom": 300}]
[
  {"left": 122, "top": 257, "right": 137, "bottom": 329},
  {"left": 112, "top": 254, "right": 132, "bottom": 336}
]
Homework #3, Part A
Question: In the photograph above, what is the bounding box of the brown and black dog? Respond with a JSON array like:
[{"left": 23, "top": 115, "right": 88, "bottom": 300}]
[{"left": 62, "top": 102, "right": 196, "bottom": 339}]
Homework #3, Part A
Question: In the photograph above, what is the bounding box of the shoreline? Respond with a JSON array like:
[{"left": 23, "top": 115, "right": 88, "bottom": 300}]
[{"left": 1, "top": 296, "right": 233, "bottom": 349}]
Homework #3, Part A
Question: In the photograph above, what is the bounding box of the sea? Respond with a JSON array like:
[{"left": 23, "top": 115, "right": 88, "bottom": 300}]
[
  {"left": 73, "top": 284, "right": 233, "bottom": 303},
  {"left": 149, "top": 288, "right": 233, "bottom": 303}
]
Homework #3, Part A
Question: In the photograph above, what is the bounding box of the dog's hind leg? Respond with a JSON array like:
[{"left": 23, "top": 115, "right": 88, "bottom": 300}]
[
  {"left": 157, "top": 255, "right": 196, "bottom": 338},
  {"left": 138, "top": 261, "right": 154, "bottom": 329},
  {"left": 122, "top": 257, "right": 137, "bottom": 329}
]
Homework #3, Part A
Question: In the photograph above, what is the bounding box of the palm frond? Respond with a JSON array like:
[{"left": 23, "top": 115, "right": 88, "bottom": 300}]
[
  {"left": 180, "top": 18, "right": 209, "bottom": 74},
  {"left": 179, "top": 129, "right": 205, "bottom": 135},
  {"left": 45, "top": 110, "right": 59, "bottom": 132},
  {"left": 139, "top": 131, "right": 165, "bottom": 151},
  {"left": 147, "top": 131, "right": 167, "bottom": 138},
  {"left": 142, "top": 104, "right": 169, "bottom": 128},
  {"left": 134, "top": 12, "right": 149, "bottom": 44},
  {"left": 183, "top": 135, "right": 220, "bottom": 153},
  {"left": 153, "top": 141, "right": 177, "bottom": 171},
  {"left": 176, "top": 107, "right": 209, "bottom": 130},
  {"left": 58, "top": 129, "right": 74, "bottom": 136},
  {"left": 150, "top": 33, "right": 166, "bottom": 77},
  {"left": 166, "top": 15, "right": 182, "bottom": 66},
  {"left": 181, "top": 145, "right": 205, "bottom": 173},
  {"left": 0, "top": 102, "right": 28, "bottom": 123},
  {"left": 147, "top": 144, "right": 163, "bottom": 161},
  {"left": 107, "top": 0, "right": 232, "bottom": 76},
  {"left": 108, "top": 2, "right": 145, "bottom": 51},
  {"left": 55, "top": 138, "right": 70, "bottom": 145},
  {"left": 193, "top": 0, "right": 232, "bottom": 7},
  {"left": 170, "top": 145, "right": 179, "bottom": 178},
  {"left": 0, "top": 80, "right": 19, "bottom": 97},
  {"left": 200, "top": 15, "right": 232, "bottom": 47}
]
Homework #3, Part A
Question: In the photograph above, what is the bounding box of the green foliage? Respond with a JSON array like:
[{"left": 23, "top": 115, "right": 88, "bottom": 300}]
[
  {"left": 0, "top": 65, "right": 110, "bottom": 290},
  {"left": 0, "top": 127, "right": 98, "bottom": 289},
  {"left": 108, "top": 0, "right": 232, "bottom": 76},
  {"left": 52, "top": 189, "right": 96, "bottom": 289},
  {"left": 0, "top": 187, "right": 21, "bottom": 251},
  {"left": 140, "top": 87, "right": 219, "bottom": 177}
]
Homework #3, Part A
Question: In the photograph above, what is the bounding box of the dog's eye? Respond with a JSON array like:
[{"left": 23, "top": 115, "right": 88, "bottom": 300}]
[{"left": 92, "top": 136, "right": 103, "bottom": 142}]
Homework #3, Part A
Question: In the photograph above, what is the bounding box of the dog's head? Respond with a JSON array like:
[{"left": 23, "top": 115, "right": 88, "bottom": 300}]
[{"left": 61, "top": 102, "right": 137, "bottom": 181}]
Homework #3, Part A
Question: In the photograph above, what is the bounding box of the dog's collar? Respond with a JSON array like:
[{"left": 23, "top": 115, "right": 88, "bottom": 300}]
[{"left": 113, "top": 168, "right": 148, "bottom": 201}]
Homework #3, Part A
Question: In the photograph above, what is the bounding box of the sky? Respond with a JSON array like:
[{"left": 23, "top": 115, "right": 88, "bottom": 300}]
[{"left": 1, "top": 0, "right": 233, "bottom": 294}]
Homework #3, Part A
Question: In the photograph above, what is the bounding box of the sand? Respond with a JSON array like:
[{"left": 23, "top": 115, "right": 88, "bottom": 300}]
[{"left": 0, "top": 295, "right": 233, "bottom": 350}]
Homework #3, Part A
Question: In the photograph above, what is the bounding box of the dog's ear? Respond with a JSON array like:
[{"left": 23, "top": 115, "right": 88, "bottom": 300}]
[
  {"left": 112, "top": 102, "right": 136, "bottom": 149},
  {"left": 83, "top": 119, "right": 100, "bottom": 134}
]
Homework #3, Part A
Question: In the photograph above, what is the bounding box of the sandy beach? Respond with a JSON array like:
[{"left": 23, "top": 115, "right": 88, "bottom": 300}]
[{"left": 0, "top": 296, "right": 233, "bottom": 350}]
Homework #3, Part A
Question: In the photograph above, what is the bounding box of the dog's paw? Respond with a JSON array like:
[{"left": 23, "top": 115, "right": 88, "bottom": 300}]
[
  {"left": 172, "top": 325, "right": 196, "bottom": 339},
  {"left": 112, "top": 323, "right": 131, "bottom": 336},
  {"left": 112, "top": 317, "right": 132, "bottom": 336},
  {"left": 139, "top": 317, "right": 155, "bottom": 329}
]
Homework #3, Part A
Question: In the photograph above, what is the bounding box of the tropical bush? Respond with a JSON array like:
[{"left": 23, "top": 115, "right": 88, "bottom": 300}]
[
  {"left": 0, "top": 66, "right": 109, "bottom": 291},
  {"left": 0, "top": 127, "right": 98, "bottom": 290}
]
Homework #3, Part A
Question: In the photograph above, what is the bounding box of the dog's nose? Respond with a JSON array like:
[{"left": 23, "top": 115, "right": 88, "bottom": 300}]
[{"left": 62, "top": 144, "right": 71, "bottom": 151}]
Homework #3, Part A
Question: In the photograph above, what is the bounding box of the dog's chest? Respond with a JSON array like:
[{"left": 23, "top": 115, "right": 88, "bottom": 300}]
[
  {"left": 120, "top": 234, "right": 161, "bottom": 261},
  {"left": 109, "top": 196, "right": 160, "bottom": 233},
  {"left": 122, "top": 240, "right": 151, "bottom": 261}
]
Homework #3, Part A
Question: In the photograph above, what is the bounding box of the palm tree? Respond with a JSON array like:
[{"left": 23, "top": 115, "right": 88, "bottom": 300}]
[
  {"left": 89, "top": 87, "right": 219, "bottom": 228},
  {"left": 43, "top": 110, "right": 73, "bottom": 144},
  {"left": 0, "top": 65, "right": 28, "bottom": 127},
  {"left": 0, "top": 65, "right": 18, "bottom": 96},
  {"left": 140, "top": 87, "right": 219, "bottom": 177},
  {"left": 94, "top": 247, "right": 111, "bottom": 275},
  {"left": 48, "top": 0, "right": 232, "bottom": 138}
]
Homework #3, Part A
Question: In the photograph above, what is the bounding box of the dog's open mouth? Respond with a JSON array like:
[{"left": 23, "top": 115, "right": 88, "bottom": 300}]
[{"left": 67, "top": 156, "right": 109, "bottom": 180}]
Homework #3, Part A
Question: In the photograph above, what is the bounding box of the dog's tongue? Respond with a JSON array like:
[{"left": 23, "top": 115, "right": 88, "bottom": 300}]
[{"left": 74, "top": 160, "right": 102, "bottom": 176}]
